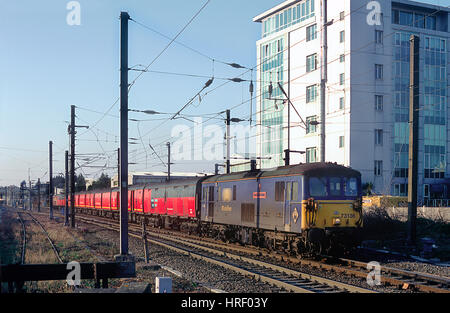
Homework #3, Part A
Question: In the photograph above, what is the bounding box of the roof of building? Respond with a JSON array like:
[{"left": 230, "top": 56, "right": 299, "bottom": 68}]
[{"left": 253, "top": 0, "right": 302, "bottom": 23}]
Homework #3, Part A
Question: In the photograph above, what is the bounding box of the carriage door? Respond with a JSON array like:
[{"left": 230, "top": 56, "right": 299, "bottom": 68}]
[
  {"left": 284, "top": 182, "right": 291, "bottom": 230},
  {"left": 284, "top": 181, "right": 300, "bottom": 232}
]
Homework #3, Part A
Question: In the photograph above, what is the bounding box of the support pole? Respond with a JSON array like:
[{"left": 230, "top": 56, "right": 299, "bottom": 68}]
[
  {"left": 407, "top": 35, "right": 419, "bottom": 245},
  {"left": 70, "top": 105, "right": 76, "bottom": 228},
  {"left": 119, "top": 11, "right": 130, "bottom": 257},
  {"left": 320, "top": 0, "right": 328, "bottom": 162},
  {"left": 167, "top": 142, "right": 171, "bottom": 181},
  {"left": 226, "top": 110, "right": 231, "bottom": 174},
  {"left": 37, "top": 179, "right": 40, "bottom": 212},
  {"left": 29, "top": 174, "right": 32, "bottom": 211},
  {"left": 65, "top": 150, "right": 69, "bottom": 226},
  {"left": 49, "top": 141, "right": 53, "bottom": 219},
  {"left": 142, "top": 219, "right": 149, "bottom": 264},
  {"left": 284, "top": 149, "right": 290, "bottom": 166}
]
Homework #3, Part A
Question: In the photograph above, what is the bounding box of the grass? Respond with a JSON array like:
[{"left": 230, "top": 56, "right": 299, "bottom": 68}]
[{"left": 362, "top": 207, "right": 450, "bottom": 261}]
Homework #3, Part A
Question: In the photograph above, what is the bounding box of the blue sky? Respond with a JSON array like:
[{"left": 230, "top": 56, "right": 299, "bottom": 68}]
[{"left": 0, "top": 0, "right": 444, "bottom": 186}]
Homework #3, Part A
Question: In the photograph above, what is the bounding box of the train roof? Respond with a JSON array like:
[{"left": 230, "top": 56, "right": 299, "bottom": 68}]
[{"left": 202, "top": 162, "right": 361, "bottom": 183}]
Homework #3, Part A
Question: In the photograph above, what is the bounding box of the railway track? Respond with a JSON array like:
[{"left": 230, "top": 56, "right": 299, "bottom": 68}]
[
  {"left": 31, "top": 208, "right": 450, "bottom": 293},
  {"left": 16, "top": 212, "right": 26, "bottom": 265},
  {"left": 72, "top": 214, "right": 373, "bottom": 293}
]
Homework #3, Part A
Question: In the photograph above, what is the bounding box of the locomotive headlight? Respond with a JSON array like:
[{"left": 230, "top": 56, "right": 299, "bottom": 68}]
[{"left": 333, "top": 218, "right": 341, "bottom": 226}]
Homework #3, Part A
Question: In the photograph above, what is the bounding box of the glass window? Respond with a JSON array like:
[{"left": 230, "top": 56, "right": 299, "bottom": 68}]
[
  {"left": 375, "top": 30, "right": 383, "bottom": 44},
  {"left": 414, "top": 13, "right": 425, "bottom": 28},
  {"left": 309, "top": 177, "right": 328, "bottom": 197},
  {"left": 374, "top": 160, "right": 383, "bottom": 176},
  {"left": 306, "top": 116, "right": 317, "bottom": 134},
  {"left": 306, "top": 24, "right": 317, "bottom": 42},
  {"left": 330, "top": 177, "right": 342, "bottom": 196},
  {"left": 392, "top": 9, "right": 399, "bottom": 24},
  {"left": 340, "top": 11, "right": 345, "bottom": 21},
  {"left": 340, "top": 73, "right": 345, "bottom": 85},
  {"left": 375, "top": 95, "right": 383, "bottom": 111},
  {"left": 375, "top": 129, "right": 383, "bottom": 145},
  {"left": 339, "top": 136, "right": 344, "bottom": 148},
  {"left": 275, "top": 182, "right": 285, "bottom": 201},
  {"left": 340, "top": 30, "right": 345, "bottom": 43},
  {"left": 306, "top": 53, "right": 318, "bottom": 72},
  {"left": 375, "top": 64, "right": 383, "bottom": 80},
  {"left": 344, "top": 178, "right": 358, "bottom": 196},
  {"left": 339, "top": 97, "right": 345, "bottom": 110},
  {"left": 306, "top": 147, "right": 317, "bottom": 163},
  {"left": 306, "top": 85, "right": 317, "bottom": 102},
  {"left": 399, "top": 11, "right": 413, "bottom": 26},
  {"left": 340, "top": 54, "right": 345, "bottom": 63},
  {"left": 292, "top": 182, "right": 298, "bottom": 201},
  {"left": 426, "top": 16, "right": 436, "bottom": 30}
]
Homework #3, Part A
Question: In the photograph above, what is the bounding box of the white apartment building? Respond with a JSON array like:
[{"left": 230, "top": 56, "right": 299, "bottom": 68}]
[{"left": 253, "top": 0, "right": 450, "bottom": 201}]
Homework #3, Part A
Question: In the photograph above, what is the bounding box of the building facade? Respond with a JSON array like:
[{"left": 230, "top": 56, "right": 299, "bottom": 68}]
[{"left": 253, "top": 0, "right": 450, "bottom": 202}]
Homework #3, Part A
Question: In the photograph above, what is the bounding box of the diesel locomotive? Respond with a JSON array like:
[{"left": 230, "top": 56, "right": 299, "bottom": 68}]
[{"left": 54, "top": 162, "right": 363, "bottom": 255}]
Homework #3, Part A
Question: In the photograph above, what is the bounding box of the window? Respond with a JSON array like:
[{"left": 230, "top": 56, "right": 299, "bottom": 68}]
[
  {"left": 340, "top": 30, "right": 345, "bottom": 43},
  {"left": 340, "top": 54, "right": 345, "bottom": 63},
  {"left": 330, "top": 177, "right": 342, "bottom": 196},
  {"left": 339, "top": 136, "right": 344, "bottom": 148},
  {"left": 375, "top": 64, "right": 383, "bottom": 80},
  {"left": 291, "top": 182, "right": 298, "bottom": 201},
  {"left": 375, "top": 95, "right": 383, "bottom": 111},
  {"left": 306, "top": 116, "right": 317, "bottom": 134},
  {"left": 306, "top": 85, "right": 317, "bottom": 103},
  {"left": 306, "top": 53, "right": 318, "bottom": 72},
  {"left": 426, "top": 16, "right": 436, "bottom": 30},
  {"left": 306, "top": 147, "right": 317, "bottom": 163},
  {"left": 340, "top": 11, "right": 345, "bottom": 21},
  {"left": 392, "top": 9, "right": 436, "bottom": 30},
  {"left": 339, "top": 97, "right": 345, "bottom": 110},
  {"left": 394, "top": 183, "right": 407, "bottom": 196},
  {"left": 375, "top": 30, "right": 383, "bottom": 44},
  {"left": 275, "top": 182, "right": 285, "bottom": 201},
  {"left": 233, "top": 185, "right": 236, "bottom": 201},
  {"left": 306, "top": 24, "right": 317, "bottom": 41},
  {"left": 339, "top": 73, "right": 345, "bottom": 85},
  {"left": 424, "top": 184, "right": 430, "bottom": 198},
  {"left": 344, "top": 177, "right": 358, "bottom": 196},
  {"left": 375, "top": 129, "right": 383, "bottom": 145},
  {"left": 374, "top": 160, "right": 383, "bottom": 176},
  {"left": 309, "top": 177, "right": 327, "bottom": 197}
]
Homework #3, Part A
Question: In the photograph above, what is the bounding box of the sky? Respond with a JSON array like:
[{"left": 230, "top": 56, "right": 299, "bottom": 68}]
[{"left": 0, "top": 0, "right": 445, "bottom": 186}]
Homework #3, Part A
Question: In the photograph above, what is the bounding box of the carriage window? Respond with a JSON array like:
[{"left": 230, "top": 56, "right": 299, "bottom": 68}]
[
  {"left": 344, "top": 177, "right": 358, "bottom": 196},
  {"left": 309, "top": 177, "right": 328, "bottom": 197},
  {"left": 208, "top": 186, "right": 215, "bottom": 201},
  {"left": 330, "top": 177, "right": 342, "bottom": 196},
  {"left": 286, "top": 182, "right": 292, "bottom": 201},
  {"left": 222, "top": 188, "right": 232, "bottom": 202},
  {"left": 292, "top": 182, "right": 299, "bottom": 201},
  {"left": 275, "top": 182, "right": 285, "bottom": 201},
  {"left": 233, "top": 185, "right": 236, "bottom": 201}
]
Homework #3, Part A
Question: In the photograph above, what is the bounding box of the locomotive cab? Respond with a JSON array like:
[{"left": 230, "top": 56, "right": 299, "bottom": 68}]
[{"left": 301, "top": 173, "right": 363, "bottom": 254}]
